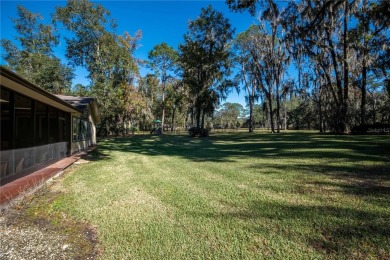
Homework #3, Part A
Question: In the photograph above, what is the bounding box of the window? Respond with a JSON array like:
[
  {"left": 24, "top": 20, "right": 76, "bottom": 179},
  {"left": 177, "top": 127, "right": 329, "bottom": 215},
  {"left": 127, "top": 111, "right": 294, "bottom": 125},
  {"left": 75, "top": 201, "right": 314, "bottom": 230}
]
[
  {"left": 59, "top": 111, "right": 69, "bottom": 142},
  {"left": 48, "top": 107, "right": 59, "bottom": 143},
  {"left": 0, "top": 85, "right": 73, "bottom": 178},
  {"left": 1, "top": 87, "right": 11, "bottom": 150},
  {"left": 73, "top": 117, "right": 79, "bottom": 142},
  {"left": 15, "top": 93, "right": 33, "bottom": 148},
  {"left": 35, "top": 101, "right": 48, "bottom": 145},
  {"left": 72, "top": 117, "right": 92, "bottom": 142}
]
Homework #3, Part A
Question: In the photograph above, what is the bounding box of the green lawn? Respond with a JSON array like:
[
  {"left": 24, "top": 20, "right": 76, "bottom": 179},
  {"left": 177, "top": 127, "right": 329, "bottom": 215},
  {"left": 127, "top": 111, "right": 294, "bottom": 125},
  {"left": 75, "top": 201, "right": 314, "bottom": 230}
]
[{"left": 54, "top": 132, "right": 390, "bottom": 259}]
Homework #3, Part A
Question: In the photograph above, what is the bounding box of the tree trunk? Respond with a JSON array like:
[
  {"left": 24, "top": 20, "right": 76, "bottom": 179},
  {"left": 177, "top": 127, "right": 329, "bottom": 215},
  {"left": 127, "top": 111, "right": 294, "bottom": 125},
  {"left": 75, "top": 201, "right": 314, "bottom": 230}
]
[
  {"left": 196, "top": 103, "right": 201, "bottom": 128},
  {"left": 191, "top": 107, "right": 194, "bottom": 127},
  {"left": 342, "top": 1, "right": 349, "bottom": 133},
  {"left": 201, "top": 109, "right": 205, "bottom": 129},
  {"left": 361, "top": 58, "right": 367, "bottom": 125},
  {"left": 249, "top": 96, "right": 254, "bottom": 133},
  {"left": 161, "top": 89, "right": 165, "bottom": 134},
  {"left": 185, "top": 107, "right": 189, "bottom": 129},
  {"left": 268, "top": 94, "right": 275, "bottom": 133},
  {"left": 171, "top": 106, "right": 176, "bottom": 132},
  {"left": 263, "top": 104, "right": 268, "bottom": 130},
  {"left": 115, "top": 114, "right": 120, "bottom": 136},
  {"left": 276, "top": 85, "right": 281, "bottom": 133},
  {"left": 319, "top": 94, "right": 324, "bottom": 133},
  {"left": 325, "top": 29, "right": 344, "bottom": 133},
  {"left": 373, "top": 95, "right": 377, "bottom": 124},
  {"left": 105, "top": 120, "right": 109, "bottom": 137},
  {"left": 284, "top": 97, "right": 287, "bottom": 130}
]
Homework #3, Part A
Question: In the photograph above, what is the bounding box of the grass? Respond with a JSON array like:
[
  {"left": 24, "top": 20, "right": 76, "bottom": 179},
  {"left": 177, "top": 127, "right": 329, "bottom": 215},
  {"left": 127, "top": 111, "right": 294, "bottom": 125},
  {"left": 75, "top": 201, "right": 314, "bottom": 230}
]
[{"left": 51, "top": 132, "right": 389, "bottom": 259}]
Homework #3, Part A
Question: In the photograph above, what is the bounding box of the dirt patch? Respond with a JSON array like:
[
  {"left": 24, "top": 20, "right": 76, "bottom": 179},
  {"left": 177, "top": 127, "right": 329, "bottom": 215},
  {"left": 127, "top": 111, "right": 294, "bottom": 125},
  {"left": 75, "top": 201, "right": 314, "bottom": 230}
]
[
  {"left": 74, "top": 159, "right": 90, "bottom": 165},
  {"left": 0, "top": 178, "right": 101, "bottom": 259}
]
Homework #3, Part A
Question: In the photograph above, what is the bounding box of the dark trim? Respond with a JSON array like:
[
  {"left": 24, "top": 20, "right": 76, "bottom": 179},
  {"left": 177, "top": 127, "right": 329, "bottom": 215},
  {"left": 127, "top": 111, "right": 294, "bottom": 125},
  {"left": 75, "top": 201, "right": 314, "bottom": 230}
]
[
  {"left": 0, "top": 66, "right": 82, "bottom": 113},
  {"left": 10, "top": 90, "right": 15, "bottom": 150},
  {"left": 32, "top": 99, "right": 36, "bottom": 147}
]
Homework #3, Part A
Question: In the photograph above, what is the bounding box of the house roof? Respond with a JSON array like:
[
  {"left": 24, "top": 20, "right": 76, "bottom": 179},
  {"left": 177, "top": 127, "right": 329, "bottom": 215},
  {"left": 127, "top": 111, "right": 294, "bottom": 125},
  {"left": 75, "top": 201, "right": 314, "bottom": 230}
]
[
  {"left": 0, "top": 67, "right": 81, "bottom": 114},
  {"left": 55, "top": 95, "right": 95, "bottom": 110},
  {"left": 56, "top": 95, "right": 101, "bottom": 124}
]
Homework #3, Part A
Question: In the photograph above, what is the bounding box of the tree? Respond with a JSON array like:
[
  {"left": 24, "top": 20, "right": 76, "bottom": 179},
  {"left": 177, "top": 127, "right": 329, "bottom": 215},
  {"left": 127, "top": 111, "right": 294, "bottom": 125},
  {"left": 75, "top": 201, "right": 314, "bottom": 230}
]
[
  {"left": 233, "top": 30, "right": 260, "bottom": 132},
  {"left": 165, "top": 79, "right": 188, "bottom": 132},
  {"left": 237, "top": 21, "right": 289, "bottom": 133},
  {"left": 148, "top": 42, "right": 178, "bottom": 133},
  {"left": 282, "top": 0, "right": 390, "bottom": 132},
  {"left": 54, "top": 0, "right": 141, "bottom": 136},
  {"left": 121, "top": 84, "right": 148, "bottom": 135},
  {"left": 226, "top": 0, "right": 261, "bottom": 16},
  {"left": 214, "top": 102, "right": 245, "bottom": 129},
  {"left": 251, "top": 104, "right": 265, "bottom": 128},
  {"left": 1, "top": 5, "right": 74, "bottom": 94},
  {"left": 231, "top": 0, "right": 290, "bottom": 133},
  {"left": 179, "top": 5, "right": 235, "bottom": 129},
  {"left": 138, "top": 73, "right": 159, "bottom": 129},
  {"left": 352, "top": 0, "right": 390, "bottom": 125},
  {"left": 72, "top": 83, "right": 90, "bottom": 96},
  {"left": 261, "top": 2, "right": 290, "bottom": 133},
  {"left": 229, "top": 0, "right": 389, "bottom": 132},
  {"left": 281, "top": 0, "right": 351, "bottom": 132}
]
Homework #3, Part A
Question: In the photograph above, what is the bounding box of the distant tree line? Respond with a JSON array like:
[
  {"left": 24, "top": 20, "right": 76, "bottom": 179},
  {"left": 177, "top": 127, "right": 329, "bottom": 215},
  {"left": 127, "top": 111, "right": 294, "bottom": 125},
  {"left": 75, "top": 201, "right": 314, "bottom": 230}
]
[
  {"left": 230, "top": 0, "right": 389, "bottom": 133},
  {"left": 1, "top": 0, "right": 389, "bottom": 136}
]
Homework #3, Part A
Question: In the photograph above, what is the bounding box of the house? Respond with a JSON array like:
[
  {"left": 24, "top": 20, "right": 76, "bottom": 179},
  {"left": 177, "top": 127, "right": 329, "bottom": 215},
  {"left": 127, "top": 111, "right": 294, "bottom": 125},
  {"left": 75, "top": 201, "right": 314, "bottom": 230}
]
[
  {"left": 55, "top": 95, "right": 100, "bottom": 154},
  {"left": 0, "top": 67, "right": 100, "bottom": 185}
]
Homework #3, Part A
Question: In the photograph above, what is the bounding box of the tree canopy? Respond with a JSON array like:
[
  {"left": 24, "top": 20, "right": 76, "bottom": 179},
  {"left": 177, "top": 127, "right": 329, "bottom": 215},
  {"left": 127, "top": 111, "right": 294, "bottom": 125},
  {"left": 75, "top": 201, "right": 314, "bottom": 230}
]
[
  {"left": 1, "top": 5, "right": 73, "bottom": 94},
  {"left": 1, "top": 0, "right": 389, "bottom": 135},
  {"left": 148, "top": 42, "right": 178, "bottom": 132},
  {"left": 179, "top": 5, "right": 236, "bottom": 129}
]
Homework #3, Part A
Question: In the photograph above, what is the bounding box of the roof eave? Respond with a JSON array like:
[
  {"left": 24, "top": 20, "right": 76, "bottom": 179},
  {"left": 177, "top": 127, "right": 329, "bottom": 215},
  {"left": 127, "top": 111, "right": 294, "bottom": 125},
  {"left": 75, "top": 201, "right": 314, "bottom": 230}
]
[{"left": 0, "top": 67, "right": 82, "bottom": 114}]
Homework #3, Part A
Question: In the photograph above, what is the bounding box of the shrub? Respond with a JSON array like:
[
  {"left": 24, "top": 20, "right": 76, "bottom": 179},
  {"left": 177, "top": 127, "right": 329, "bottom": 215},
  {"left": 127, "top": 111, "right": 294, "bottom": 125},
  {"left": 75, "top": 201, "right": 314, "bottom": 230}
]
[
  {"left": 351, "top": 123, "right": 390, "bottom": 135},
  {"left": 188, "top": 127, "right": 209, "bottom": 137},
  {"left": 131, "top": 127, "right": 139, "bottom": 135}
]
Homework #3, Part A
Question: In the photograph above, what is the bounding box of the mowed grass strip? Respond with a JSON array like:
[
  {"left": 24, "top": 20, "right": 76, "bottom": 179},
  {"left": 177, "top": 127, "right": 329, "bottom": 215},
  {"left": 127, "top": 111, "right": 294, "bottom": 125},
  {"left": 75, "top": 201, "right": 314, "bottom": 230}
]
[{"left": 53, "top": 133, "right": 390, "bottom": 259}]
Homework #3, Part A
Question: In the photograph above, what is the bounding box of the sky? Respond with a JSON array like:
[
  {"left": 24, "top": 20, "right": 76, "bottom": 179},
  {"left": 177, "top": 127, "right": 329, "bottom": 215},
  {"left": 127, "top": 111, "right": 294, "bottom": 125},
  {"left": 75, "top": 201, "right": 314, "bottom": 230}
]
[{"left": 0, "top": 0, "right": 259, "bottom": 106}]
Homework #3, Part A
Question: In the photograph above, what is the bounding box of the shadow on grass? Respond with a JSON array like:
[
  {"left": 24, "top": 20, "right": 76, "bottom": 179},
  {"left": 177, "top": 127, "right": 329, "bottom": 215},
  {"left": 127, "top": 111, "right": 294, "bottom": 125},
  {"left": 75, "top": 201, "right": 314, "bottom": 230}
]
[
  {"left": 100, "top": 133, "right": 390, "bottom": 162},
  {"left": 98, "top": 132, "right": 390, "bottom": 167},
  {"left": 94, "top": 133, "right": 390, "bottom": 196},
  {"left": 82, "top": 147, "right": 112, "bottom": 162},
  {"left": 195, "top": 199, "right": 389, "bottom": 257},
  {"left": 250, "top": 162, "right": 390, "bottom": 197},
  {"left": 91, "top": 133, "right": 389, "bottom": 257}
]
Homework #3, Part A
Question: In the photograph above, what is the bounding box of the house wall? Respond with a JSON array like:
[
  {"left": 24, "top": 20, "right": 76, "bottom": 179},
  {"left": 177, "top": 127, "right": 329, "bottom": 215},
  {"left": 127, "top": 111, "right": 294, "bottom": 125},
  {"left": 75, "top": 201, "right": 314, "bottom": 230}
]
[
  {"left": 0, "top": 86, "right": 72, "bottom": 181},
  {"left": 0, "top": 68, "right": 100, "bottom": 186},
  {"left": 70, "top": 104, "right": 97, "bottom": 154}
]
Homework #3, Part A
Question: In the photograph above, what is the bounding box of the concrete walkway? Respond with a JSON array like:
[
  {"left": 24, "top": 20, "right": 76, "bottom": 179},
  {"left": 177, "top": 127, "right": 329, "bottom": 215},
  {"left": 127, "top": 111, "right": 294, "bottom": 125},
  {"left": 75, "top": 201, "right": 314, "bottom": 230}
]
[{"left": 0, "top": 148, "right": 94, "bottom": 210}]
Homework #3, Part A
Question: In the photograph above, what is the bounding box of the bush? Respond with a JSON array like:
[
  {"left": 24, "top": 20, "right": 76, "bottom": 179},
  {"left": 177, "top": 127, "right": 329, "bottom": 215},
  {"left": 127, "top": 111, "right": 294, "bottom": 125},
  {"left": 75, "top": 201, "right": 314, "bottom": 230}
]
[
  {"left": 188, "top": 127, "right": 209, "bottom": 137},
  {"left": 351, "top": 123, "right": 390, "bottom": 135},
  {"left": 131, "top": 127, "right": 139, "bottom": 135}
]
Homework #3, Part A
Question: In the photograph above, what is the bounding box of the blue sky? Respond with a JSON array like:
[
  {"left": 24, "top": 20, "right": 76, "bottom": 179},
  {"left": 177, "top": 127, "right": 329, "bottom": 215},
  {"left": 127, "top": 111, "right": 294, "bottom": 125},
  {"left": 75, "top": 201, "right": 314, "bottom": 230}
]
[{"left": 1, "top": 0, "right": 259, "bottom": 106}]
